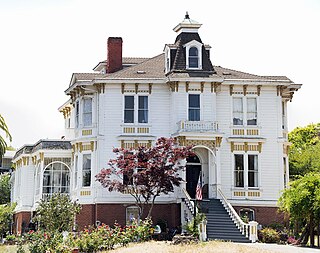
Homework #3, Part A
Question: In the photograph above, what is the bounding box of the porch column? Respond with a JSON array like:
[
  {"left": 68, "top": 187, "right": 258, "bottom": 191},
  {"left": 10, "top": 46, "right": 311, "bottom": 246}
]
[{"left": 215, "top": 147, "right": 221, "bottom": 193}]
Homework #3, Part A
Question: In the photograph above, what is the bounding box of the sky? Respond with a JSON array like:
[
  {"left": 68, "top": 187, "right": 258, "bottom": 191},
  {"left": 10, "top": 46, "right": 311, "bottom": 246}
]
[{"left": 0, "top": 0, "right": 319, "bottom": 149}]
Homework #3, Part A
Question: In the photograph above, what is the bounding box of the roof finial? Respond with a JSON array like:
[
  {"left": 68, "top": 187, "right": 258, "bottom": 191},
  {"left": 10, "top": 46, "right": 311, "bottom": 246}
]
[{"left": 185, "top": 11, "right": 190, "bottom": 19}]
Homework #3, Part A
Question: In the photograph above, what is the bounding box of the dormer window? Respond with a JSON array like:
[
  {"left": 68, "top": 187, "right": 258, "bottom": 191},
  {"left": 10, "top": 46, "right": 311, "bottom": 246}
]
[
  {"left": 184, "top": 40, "right": 202, "bottom": 70},
  {"left": 189, "top": 47, "right": 199, "bottom": 68}
]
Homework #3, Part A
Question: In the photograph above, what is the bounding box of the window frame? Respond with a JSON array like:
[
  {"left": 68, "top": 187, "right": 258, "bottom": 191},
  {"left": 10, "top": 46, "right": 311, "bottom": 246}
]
[
  {"left": 232, "top": 95, "right": 258, "bottom": 127},
  {"left": 82, "top": 154, "right": 92, "bottom": 187},
  {"left": 184, "top": 40, "right": 202, "bottom": 70},
  {"left": 233, "top": 152, "right": 259, "bottom": 189},
  {"left": 123, "top": 95, "right": 149, "bottom": 124},
  {"left": 42, "top": 162, "right": 70, "bottom": 197},
  {"left": 82, "top": 97, "right": 93, "bottom": 127},
  {"left": 188, "top": 93, "right": 201, "bottom": 121}
]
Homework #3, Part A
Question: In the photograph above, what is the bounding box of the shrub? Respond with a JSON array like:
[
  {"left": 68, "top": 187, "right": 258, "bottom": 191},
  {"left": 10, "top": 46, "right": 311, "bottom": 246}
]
[{"left": 258, "top": 227, "right": 280, "bottom": 243}]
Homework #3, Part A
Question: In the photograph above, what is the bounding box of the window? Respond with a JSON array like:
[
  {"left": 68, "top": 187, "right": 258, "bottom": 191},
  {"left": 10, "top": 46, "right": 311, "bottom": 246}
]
[
  {"left": 42, "top": 162, "right": 70, "bottom": 198},
  {"left": 138, "top": 96, "right": 148, "bottom": 123},
  {"left": 233, "top": 97, "right": 243, "bottom": 125},
  {"left": 248, "top": 155, "right": 258, "bottom": 187},
  {"left": 234, "top": 154, "right": 259, "bottom": 188},
  {"left": 82, "top": 154, "right": 91, "bottom": 187},
  {"left": 234, "top": 154, "right": 244, "bottom": 187},
  {"left": 75, "top": 101, "right": 79, "bottom": 128},
  {"left": 189, "top": 47, "right": 199, "bottom": 68},
  {"left": 83, "top": 98, "right": 92, "bottom": 127},
  {"left": 233, "top": 97, "right": 257, "bottom": 126},
  {"left": 247, "top": 98, "right": 257, "bottom": 125},
  {"left": 124, "top": 95, "right": 149, "bottom": 124},
  {"left": 239, "top": 208, "right": 255, "bottom": 222},
  {"left": 189, "top": 94, "right": 200, "bottom": 121},
  {"left": 124, "top": 96, "right": 134, "bottom": 123},
  {"left": 126, "top": 206, "right": 140, "bottom": 224}
]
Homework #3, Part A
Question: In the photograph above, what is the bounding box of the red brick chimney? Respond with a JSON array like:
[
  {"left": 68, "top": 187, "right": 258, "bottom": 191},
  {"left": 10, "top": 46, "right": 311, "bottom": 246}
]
[{"left": 106, "top": 37, "right": 123, "bottom": 73}]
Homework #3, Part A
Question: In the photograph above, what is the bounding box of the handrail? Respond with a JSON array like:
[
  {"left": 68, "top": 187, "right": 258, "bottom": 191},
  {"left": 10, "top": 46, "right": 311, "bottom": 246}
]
[
  {"left": 217, "top": 188, "right": 249, "bottom": 238},
  {"left": 182, "top": 188, "right": 198, "bottom": 215}
]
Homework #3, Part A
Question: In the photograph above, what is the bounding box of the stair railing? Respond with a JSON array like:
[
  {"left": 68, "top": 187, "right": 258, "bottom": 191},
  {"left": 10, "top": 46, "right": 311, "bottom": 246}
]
[
  {"left": 217, "top": 188, "right": 249, "bottom": 238},
  {"left": 182, "top": 188, "right": 198, "bottom": 217}
]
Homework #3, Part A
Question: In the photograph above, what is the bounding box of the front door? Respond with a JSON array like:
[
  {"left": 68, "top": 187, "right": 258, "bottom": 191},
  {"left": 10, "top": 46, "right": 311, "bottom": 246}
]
[{"left": 186, "top": 155, "right": 201, "bottom": 199}]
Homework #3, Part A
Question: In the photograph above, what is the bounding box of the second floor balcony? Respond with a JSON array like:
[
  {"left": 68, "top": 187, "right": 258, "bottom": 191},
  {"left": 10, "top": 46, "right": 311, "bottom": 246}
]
[{"left": 177, "top": 120, "right": 219, "bottom": 133}]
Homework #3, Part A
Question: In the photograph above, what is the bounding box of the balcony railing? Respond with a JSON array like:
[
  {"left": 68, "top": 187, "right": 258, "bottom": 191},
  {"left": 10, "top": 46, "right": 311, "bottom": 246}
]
[{"left": 177, "top": 120, "right": 218, "bottom": 133}]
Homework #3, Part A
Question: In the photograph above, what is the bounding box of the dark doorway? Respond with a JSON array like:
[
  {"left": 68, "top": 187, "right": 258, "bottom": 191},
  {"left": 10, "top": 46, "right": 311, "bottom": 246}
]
[{"left": 186, "top": 155, "right": 201, "bottom": 198}]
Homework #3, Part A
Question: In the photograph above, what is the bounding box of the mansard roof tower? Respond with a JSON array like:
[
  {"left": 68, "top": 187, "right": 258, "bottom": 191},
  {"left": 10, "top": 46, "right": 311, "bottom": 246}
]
[{"left": 165, "top": 12, "right": 215, "bottom": 76}]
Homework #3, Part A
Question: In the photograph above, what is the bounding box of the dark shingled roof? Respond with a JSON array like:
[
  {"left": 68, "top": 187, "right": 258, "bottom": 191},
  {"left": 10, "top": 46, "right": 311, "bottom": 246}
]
[
  {"left": 14, "top": 140, "right": 71, "bottom": 160},
  {"left": 170, "top": 32, "right": 215, "bottom": 73}
]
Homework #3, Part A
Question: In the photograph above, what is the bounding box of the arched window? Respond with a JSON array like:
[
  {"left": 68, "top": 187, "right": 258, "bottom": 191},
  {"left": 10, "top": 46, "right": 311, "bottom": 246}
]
[
  {"left": 42, "top": 162, "right": 70, "bottom": 198},
  {"left": 188, "top": 47, "right": 199, "bottom": 68}
]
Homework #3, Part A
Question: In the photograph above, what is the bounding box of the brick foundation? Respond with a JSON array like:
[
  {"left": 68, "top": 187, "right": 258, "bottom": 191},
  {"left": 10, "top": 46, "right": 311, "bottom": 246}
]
[
  {"left": 76, "top": 203, "right": 181, "bottom": 230},
  {"left": 233, "top": 205, "right": 287, "bottom": 226}
]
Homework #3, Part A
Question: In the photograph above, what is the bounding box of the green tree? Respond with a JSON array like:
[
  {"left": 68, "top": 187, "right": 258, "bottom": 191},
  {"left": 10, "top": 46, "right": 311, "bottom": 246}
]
[
  {"left": 278, "top": 172, "right": 320, "bottom": 247},
  {"left": 0, "top": 173, "right": 11, "bottom": 204},
  {"left": 289, "top": 123, "right": 320, "bottom": 177},
  {"left": 0, "top": 203, "right": 16, "bottom": 237},
  {"left": 34, "top": 193, "right": 81, "bottom": 233},
  {"left": 0, "top": 114, "right": 12, "bottom": 158}
]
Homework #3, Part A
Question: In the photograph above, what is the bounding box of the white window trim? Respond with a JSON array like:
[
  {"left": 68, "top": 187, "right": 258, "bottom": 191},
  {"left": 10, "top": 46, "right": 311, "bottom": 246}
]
[
  {"left": 231, "top": 95, "right": 259, "bottom": 127},
  {"left": 184, "top": 40, "right": 203, "bottom": 70},
  {"left": 232, "top": 152, "right": 260, "bottom": 189},
  {"left": 123, "top": 94, "right": 149, "bottom": 125}
]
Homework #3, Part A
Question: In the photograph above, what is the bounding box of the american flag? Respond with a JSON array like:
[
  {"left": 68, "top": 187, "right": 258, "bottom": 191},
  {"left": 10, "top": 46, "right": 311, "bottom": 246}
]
[{"left": 196, "top": 174, "right": 202, "bottom": 200}]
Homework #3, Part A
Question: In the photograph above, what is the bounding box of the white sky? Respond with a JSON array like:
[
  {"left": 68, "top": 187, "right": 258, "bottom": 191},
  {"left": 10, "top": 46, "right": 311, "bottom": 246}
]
[{"left": 0, "top": 0, "right": 319, "bottom": 149}]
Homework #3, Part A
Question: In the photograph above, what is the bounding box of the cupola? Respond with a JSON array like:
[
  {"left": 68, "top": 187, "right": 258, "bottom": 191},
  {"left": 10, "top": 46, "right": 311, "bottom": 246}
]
[{"left": 173, "top": 12, "right": 202, "bottom": 34}]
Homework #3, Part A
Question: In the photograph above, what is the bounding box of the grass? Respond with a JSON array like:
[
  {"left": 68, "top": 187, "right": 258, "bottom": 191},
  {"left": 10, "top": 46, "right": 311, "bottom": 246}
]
[
  {"left": 111, "top": 241, "right": 275, "bottom": 253},
  {"left": 0, "top": 241, "right": 280, "bottom": 253}
]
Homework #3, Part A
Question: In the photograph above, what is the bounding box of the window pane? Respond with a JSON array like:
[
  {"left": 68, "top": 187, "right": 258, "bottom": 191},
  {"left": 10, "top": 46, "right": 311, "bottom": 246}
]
[
  {"left": 247, "top": 98, "right": 257, "bottom": 125},
  {"left": 83, "top": 98, "right": 93, "bottom": 127},
  {"left": 138, "top": 96, "right": 148, "bottom": 109},
  {"left": 138, "top": 110, "right": 148, "bottom": 123},
  {"left": 234, "top": 154, "right": 244, "bottom": 187},
  {"left": 189, "top": 47, "right": 198, "bottom": 56},
  {"left": 189, "top": 109, "right": 200, "bottom": 121},
  {"left": 83, "top": 98, "right": 92, "bottom": 113},
  {"left": 124, "top": 110, "right": 134, "bottom": 123},
  {"left": 125, "top": 96, "right": 134, "bottom": 109},
  {"left": 233, "top": 97, "right": 243, "bottom": 125}
]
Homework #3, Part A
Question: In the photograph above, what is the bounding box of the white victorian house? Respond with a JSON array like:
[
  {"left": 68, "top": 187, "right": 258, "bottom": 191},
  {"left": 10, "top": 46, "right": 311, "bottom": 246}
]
[{"left": 12, "top": 14, "right": 301, "bottom": 240}]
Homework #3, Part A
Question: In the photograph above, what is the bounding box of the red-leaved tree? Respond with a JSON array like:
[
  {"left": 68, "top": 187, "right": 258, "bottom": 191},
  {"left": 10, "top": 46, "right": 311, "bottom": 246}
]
[{"left": 96, "top": 137, "right": 194, "bottom": 219}]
